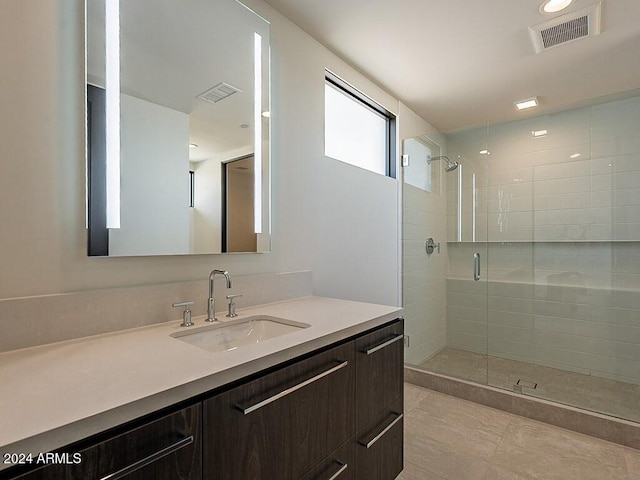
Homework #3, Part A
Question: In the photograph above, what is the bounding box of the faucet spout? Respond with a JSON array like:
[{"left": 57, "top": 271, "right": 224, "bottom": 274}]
[{"left": 207, "top": 269, "right": 232, "bottom": 322}]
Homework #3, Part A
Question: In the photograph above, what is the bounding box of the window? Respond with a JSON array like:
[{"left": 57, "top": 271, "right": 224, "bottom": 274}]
[{"left": 324, "top": 71, "right": 396, "bottom": 177}]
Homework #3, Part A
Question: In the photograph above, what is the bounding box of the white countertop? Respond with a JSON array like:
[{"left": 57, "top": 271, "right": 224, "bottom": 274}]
[{"left": 0, "top": 296, "right": 402, "bottom": 467}]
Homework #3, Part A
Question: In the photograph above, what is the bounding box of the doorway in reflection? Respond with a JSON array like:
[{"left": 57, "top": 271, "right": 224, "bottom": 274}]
[{"left": 222, "top": 156, "right": 257, "bottom": 253}]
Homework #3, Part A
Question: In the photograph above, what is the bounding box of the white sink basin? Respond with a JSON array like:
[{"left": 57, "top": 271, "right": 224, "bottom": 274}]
[{"left": 170, "top": 315, "right": 310, "bottom": 353}]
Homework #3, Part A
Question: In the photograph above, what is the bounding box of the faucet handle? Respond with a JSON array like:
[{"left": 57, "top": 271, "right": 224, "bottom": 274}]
[
  {"left": 225, "top": 294, "right": 243, "bottom": 318},
  {"left": 172, "top": 301, "right": 195, "bottom": 327}
]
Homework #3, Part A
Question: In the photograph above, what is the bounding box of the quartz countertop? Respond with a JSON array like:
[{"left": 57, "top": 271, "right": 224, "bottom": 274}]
[{"left": 0, "top": 296, "right": 402, "bottom": 469}]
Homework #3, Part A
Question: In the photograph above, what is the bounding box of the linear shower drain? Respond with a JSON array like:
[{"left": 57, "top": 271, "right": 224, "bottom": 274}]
[{"left": 513, "top": 379, "right": 538, "bottom": 393}]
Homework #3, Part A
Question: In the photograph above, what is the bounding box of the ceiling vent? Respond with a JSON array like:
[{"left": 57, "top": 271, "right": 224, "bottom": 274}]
[
  {"left": 529, "top": 2, "right": 602, "bottom": 53},
  {"left": 197, "top": 82, "right": 243, "bottom": 104}
]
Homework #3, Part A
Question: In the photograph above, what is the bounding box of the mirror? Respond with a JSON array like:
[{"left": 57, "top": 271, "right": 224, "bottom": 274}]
[{"left": 86, "top": 0, "right": 270, "bottom": 256}]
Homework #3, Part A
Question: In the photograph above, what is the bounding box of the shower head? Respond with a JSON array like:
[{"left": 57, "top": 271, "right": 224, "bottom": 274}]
[
  {"left": 427, "top": 155, "right": 459, "bottom": 172},
  {"left": 445, "top": 162, "right": 459, "bottom": 172}
]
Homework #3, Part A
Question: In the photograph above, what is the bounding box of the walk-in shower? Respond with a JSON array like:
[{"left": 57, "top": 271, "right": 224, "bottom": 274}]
[{"left": 402, "top": 91, "right": 640, "bottom": 425}]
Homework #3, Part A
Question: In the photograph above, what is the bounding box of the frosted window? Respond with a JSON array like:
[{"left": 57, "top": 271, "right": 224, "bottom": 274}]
[{"left": 325, "top": 83, "right": 388, "bottom": 176}]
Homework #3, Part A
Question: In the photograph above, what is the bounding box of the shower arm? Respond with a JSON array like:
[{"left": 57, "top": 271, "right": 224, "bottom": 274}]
[{"left": 427, "top": 155, "right": 459, "bottom": 172}]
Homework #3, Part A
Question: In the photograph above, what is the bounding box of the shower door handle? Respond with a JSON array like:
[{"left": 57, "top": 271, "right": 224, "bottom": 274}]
[{"left": 473, "top": 252, "right": 481, "bottom": 281}]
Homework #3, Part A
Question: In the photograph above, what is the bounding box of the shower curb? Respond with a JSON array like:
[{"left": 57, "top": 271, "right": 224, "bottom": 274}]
[{"left": 405, "top": 365, "right": 640, "bottom": 450}]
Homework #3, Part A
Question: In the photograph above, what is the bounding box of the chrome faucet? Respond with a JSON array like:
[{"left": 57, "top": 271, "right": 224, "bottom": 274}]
[{"left": 207, "top": 269, "right": 232, "bottom": 322}]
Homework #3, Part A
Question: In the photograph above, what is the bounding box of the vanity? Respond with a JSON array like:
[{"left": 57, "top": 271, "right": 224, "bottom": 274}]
[
  {"left": 1, "top": 0, "right": 405, "bottom": 477},
  {"left": 1, "top": 297, "right": 404, "bottom": 480}
]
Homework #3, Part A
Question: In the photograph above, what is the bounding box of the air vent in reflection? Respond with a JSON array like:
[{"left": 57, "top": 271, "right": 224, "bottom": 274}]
[{"left": 197, "top": 82, "right": 242, "bottom": 104}]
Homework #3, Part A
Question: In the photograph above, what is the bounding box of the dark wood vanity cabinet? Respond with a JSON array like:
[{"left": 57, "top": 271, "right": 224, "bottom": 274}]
[
  {"left": 299, "top": 438, "right": 356, "bottom": 480},
  {"left": 355, "top": 321, "right": 404, "bottom": 430},
  {"left": 203, "top": 341, "right": 356, "bottom": 480},
  {"left": 356, "top": 399, "right": 403, "bottom": 480},
  {"left": 355, "top": 320, "right": 404, "bottom": 480},
  {"left": 203, "top": 318, "right": 404, "bottom": 480},
  {"left": 10, "top": 404, "right": 202, "bottom": 480},
  {"left": 5, "top": 319, "right": 403, "bottom": 480}
]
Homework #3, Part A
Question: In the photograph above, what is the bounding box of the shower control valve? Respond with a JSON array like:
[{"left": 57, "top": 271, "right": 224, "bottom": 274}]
[{"left": 425, "top": 238, "right": 440, "bottom": 254}]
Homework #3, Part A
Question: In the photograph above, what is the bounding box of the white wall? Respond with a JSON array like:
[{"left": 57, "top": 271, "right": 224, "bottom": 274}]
[
  {"left": 266, "top": 9, "right": 400, "bottom": 306},
  {"left": 0, "top": 0, "right": 413, "bottom": 311},
  {"left": 109, "top": 94, "right": 190, "bottom": 256}
]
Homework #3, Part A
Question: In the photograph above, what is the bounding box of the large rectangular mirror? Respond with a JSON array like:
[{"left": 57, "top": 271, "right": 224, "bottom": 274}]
[{"left": 86, "top": 0, "right": 270, "bottom": 256}]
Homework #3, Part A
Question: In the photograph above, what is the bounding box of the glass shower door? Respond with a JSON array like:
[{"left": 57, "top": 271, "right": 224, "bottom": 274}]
[
  {"left": 401, "top": 135, "right": 450, "bottom": 373},
  {"left": 482, "top": 120, "right": 536, "bottom": 394},
  {"left": 402, "top": 133, "right": 490, "bottom": 385},
  {"left": 482, "top": 97, "right": 640, "bottom": 424},
  {"left": 441, "top": 132, "right": 490, "bottom": 384}
]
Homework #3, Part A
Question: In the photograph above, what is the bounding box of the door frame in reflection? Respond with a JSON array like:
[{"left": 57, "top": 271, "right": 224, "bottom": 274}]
[{"left": 221, "top": 155, "right": 256, "bottom": 253}]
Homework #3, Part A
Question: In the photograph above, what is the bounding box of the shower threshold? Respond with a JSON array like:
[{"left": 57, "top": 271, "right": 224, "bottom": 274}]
[
  {"left": 405, "top": 364, "right": 640, "bottom": 450},
  {"left": 418, "top": 347, "right": 640, "bottom": 424}
]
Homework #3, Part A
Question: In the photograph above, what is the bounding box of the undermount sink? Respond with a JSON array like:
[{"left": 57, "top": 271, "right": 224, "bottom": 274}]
[{"left": 170, "top": 315, "right": 310, "bottom": 353}]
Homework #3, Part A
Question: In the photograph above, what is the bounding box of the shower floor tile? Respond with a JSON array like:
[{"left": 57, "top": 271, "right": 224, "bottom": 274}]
[
  {"left": 417, "top": 347, "right": 640, "bottom": 424},
  {"left": 400, "top": 383, "right": 640, "bottom": 480}
]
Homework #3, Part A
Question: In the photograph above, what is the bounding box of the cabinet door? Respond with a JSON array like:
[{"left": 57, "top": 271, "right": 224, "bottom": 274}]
[
  {"left": 355, "top": 319, "right": 404, "bottom": 430},
  {"left": 300, "top": 438, "right": 355, "bottom": 480},
  {"left": 204, "top": 341, "right": 355, "bottom": 480},
  {"left": 356, "top": 399, "right": 403, "bottom": 480},
  {"left": 11, "top": 403, "right": 202, "bottom": 480}
]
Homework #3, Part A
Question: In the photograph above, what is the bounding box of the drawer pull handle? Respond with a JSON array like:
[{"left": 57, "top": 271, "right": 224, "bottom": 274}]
[
  {"left": 360, "top": 412, "right": 403, "bottom": 449},
  {"left": 364, "top": 334, "right": 404, "bottom": 355},
  {"left": 240, "top": 360, "right": 349, "bottom": 415},
  {"left": 99, "top": 435, "right": 194, "bottom": 480},
  {"left": 327, "top": 461, "right": 348, "bottom": 480}
]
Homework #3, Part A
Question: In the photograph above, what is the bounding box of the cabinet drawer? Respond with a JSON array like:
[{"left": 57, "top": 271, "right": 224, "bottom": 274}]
[
  {"left": 12, "top": 404, "right": 202, "bottom": 480},
  {"left": 300, "top": 438, "right": 355, "bottom": 480},
  {"left": 356, "top": 399, "right": 403, "bottom": 480},
  {"left": 204, "top": 341, "right": 356, "bottom": 480},
  {"left": 355, "top": 319, "right": 403, "bottom": 429}
]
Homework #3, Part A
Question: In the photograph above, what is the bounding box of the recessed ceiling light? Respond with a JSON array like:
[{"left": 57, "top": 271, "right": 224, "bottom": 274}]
[
  {"left": 569, "top": 153, "right": 581, "bottom": 159},
  {"left": 479, "top": 150, "right": 490, "bottom": 155},
  {"left": 532, "top": 129, "right": 548, "bottom": 137},
  {"left": 515, "top": 97, "right": 539, "bottom": 110},
  {"left": 540, "top": 0, "right": 573, "bottom": 14},
  {"left": 189, "top": 143, "right": 198, "bottom": 149}
]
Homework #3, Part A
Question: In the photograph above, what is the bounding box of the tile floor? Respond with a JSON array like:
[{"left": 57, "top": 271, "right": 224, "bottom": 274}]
[
  {"left": 419, "top": 347, "right": 640, "bottom": 423},
  {"left": 400, "top": 383, "right": 640, "bottom": 480}
]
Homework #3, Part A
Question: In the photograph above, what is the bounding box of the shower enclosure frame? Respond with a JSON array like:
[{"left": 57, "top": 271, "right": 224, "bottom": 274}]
[{"left": 402, "top": 93, "right": 640, "bottom": 426}]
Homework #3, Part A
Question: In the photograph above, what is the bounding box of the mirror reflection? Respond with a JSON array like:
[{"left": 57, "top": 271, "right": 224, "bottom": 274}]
[{"left": 86, "top": 0, "right": 270, "bottom": 256}]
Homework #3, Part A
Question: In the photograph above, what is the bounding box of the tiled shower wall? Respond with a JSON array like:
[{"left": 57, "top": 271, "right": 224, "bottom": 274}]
[
  {"left": 445, "top": 94, "right": 640, "bottom": 386},
  {"left": 403, "top": 183, "right": 447, "bottom": 364},
  {"left": 448, "top": 243, "right": 640, "bottom": 385},
  {"left": 403, "top": 137, "right": 448, "bottom": 365},
  {"left": 448, "top": 95, "right": 640, "bottom": 243}
]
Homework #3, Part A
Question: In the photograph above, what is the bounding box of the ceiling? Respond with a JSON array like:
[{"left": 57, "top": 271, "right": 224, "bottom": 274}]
[
  {"left": 86, "top": 0, "right": 269, "bottom": 162},
  {"left": 264, "top": 0, "right": 640, "bottom": 132}
]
